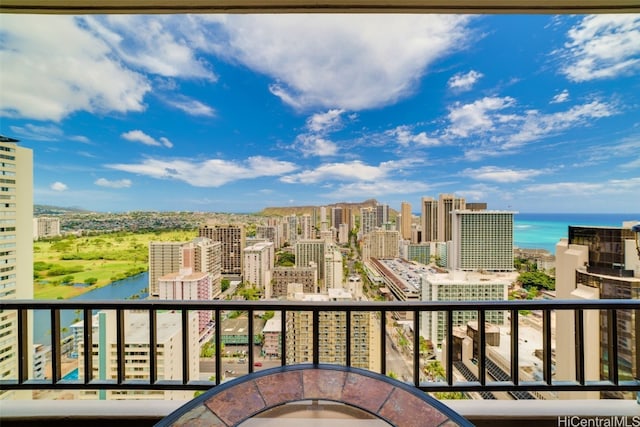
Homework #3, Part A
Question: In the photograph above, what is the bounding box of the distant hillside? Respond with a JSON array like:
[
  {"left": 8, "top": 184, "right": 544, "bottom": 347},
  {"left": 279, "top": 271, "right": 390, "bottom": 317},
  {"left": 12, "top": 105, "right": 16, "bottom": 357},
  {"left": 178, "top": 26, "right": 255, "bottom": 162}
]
[
  {"left": 34, "top": 204, "right": 91, "bottom": 215},
  {"left": 258, "top": 199, "right": 388, "bottom": 217}
]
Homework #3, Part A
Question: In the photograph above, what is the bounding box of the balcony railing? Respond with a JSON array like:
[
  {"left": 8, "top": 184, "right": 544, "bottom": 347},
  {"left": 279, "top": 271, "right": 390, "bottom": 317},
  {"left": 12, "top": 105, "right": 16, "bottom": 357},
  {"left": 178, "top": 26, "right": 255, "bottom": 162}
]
[{"left": 1, "top": 299, "right": 639, "bottom": 396}]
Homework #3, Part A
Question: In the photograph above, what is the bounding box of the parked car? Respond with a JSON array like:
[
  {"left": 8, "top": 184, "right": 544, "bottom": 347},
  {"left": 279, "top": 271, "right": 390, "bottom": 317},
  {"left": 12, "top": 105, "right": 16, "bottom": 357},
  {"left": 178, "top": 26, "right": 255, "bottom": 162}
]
[{"left": 254, "top": 361, "right": 263, "bottom": 367}]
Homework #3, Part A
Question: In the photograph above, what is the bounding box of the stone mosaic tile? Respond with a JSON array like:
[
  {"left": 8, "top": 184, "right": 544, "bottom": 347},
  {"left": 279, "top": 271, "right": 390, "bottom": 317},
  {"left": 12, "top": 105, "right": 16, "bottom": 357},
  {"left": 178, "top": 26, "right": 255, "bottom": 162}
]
[
  {"left": 205, "top": 380, "right": 265, "bottom": 425},
  {"left": 170, "top": 404, "right": 226, "bottom": 427},
  {"left": 255, "top": 370, "right": 304, "bottom": 406},
  {"left": 342, "top": 372, "right": 394, "bottom": 414},
  {"left": 302, "top": 369, "right": 347, "bottom": 401},
  {"left": 378, "top": 387, "right": 449, "bottom": 427}
]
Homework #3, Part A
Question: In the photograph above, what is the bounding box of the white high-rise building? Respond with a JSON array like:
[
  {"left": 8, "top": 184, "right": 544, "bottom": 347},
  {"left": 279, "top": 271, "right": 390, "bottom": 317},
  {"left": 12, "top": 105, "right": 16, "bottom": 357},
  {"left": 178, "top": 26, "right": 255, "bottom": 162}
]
[
  {"left": 158, "top": 268, "right": 213, "bottom": 332},
  {"left": 149, "top": 241, "right": 184, "bottom": 297},
  {"left": 181, "top": 237, "right": 222, "bottom": 299},
  {"left": 243, "top": 241, "right": 275, "bottom": 291},
  {"left": 78, "top": 311, "right": 198, "bottom": 401},
  {"left": 360, "top": 207, "right": 377, "bottom": 237},
  {"left": 299, "top": 214, "right": 313, "bottom": 240},
  {"left": 450, "top": 210, "right": 515, "bottom": 272},
  {"left": 0, "top": 136, "right": 33, "bottom": 400},
  {"left": 324, "top": 244, "right": 344, "bottom": 291},
  {"left": 33, "top": 217, "right": 61, "bottom": 240}
]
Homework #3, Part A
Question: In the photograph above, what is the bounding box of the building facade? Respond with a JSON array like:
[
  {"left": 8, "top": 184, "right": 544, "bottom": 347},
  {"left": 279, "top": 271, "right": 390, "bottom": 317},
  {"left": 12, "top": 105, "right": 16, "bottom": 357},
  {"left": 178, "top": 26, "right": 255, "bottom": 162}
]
[
  {"left": 285, "top": 290, "right": 379, "bottom": 371},
  {"left": 198, "top": 224, "right": 245, "bottom": 277},
  {"left": 555, "top": 224, "right": 640, "bottom": 399},
  {"left": 400, "top": 201, "right": 412, "bottom": 241},
  {"left": 148, "top": 241, "right": 184, "bottom": 297},
  {"left": 158, "top": 268, "right": 213, "bottom": 333},
  {"left": 362, "top": 229, "right": 399, "bottom": 260},
  {"left": 450, "top": 210, "right": 515, "bottom": 272},
  {"left": 0, "top": 136, "right": 33, "bottom": 400},
  {"left": 270, "top": 266, "right": 318, "bottom": 297},
  {"left": 295, "top": 239, "right": 326, "bottom": 280},
  {"left": 33, "top": 217, "right": 61, "bottom": 240},
  {"left": 243, "top": 241, "right": 275, "bottom": 291}
]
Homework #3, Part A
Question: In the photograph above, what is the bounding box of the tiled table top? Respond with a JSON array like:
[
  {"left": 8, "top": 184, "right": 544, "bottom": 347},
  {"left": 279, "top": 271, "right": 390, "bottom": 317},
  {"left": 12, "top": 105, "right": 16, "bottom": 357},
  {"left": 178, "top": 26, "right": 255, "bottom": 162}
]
[{"left": 156, "top": 365, "right": 473, "bottom": 427}]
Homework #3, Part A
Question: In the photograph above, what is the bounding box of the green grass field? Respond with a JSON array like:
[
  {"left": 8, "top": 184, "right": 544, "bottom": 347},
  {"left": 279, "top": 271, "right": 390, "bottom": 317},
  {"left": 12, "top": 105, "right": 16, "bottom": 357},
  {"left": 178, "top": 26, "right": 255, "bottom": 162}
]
[{"left": 34, "top": 230, "right": 197, "bottom": 299}]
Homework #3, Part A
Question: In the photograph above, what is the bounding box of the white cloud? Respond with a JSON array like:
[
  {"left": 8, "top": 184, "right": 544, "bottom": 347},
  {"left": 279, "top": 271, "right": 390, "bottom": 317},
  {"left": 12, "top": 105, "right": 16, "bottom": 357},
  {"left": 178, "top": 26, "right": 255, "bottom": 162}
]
[
  {"left": 83, "top": 16, "right": 216, "bottom": 81},
  {"left": 94, "top": 178, "right": 132, "bottom": 188},
  {"left": 387, "top": 125, "right": 441, "bottom": 147},
  {"left": 50, "top": 182, "right": 68, "bottom": 191},
  {"left": 524, "top": 177, "right": 640, "bottom": 195},
  {"left": 504, "top": 100, "right": 616, "bottom": 149},
  {"left": 281, "top": 161, "right": 385, "bottom": 184},
  {"left": 204, "top": 15, "right": 471, "bottom": 111},
  {"left": 107, "top": 156, "right": 297, "bottom": 187},
  {"left": 296, "top": 136, "right": 339, "bottom": 157},
  {"left": 560, "top": 15, "right": 640, "bottom": 82},
  {"left": 447, "top": 96, "right": 516, "bottom": 138},
  {"left": 121, "top": 130, "right": 173, "bottom": 148},
  {"left": 163, "top": 95, "right": 216, "bottom": 117},
  {"left": 9, "top": 124, "right": 64, "bottom": 141},
  {"left": 0, "top": 15, "right": 150, "bottom": 121},
  {"left": 325, "top": 179, "right": 431, "bottom": 199},
  {"left": 550, "top": 89, "right": 570, "bottom": 104},
  {"left": 448, "top": 70, "right": 483, "bottom": 91},
  {"left": 306, "top": 109, "right": 345, "bottom": 133},
  {"left": 463, "top": 166, "right": 545, "bottom": 183}
]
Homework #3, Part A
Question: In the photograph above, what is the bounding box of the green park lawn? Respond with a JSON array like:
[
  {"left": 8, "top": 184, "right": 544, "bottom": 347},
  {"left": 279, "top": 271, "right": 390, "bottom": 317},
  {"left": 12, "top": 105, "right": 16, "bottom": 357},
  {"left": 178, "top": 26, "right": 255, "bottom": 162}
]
[{"left": 33, "top": 230, "right": 197, "bottom": 299}]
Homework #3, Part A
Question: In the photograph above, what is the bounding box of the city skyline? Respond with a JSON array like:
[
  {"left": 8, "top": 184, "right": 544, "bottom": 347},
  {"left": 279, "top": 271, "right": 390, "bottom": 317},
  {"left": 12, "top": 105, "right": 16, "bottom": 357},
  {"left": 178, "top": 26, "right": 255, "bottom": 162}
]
[{"left": 1, "top": 14, "right": 639, "bottom": 213}]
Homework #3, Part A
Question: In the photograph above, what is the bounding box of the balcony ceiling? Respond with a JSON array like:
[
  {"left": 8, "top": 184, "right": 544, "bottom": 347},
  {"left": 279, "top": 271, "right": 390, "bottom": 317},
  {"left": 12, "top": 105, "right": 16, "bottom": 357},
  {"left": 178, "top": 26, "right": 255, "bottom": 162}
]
[{"left": 1, "top": 0, "right": 639, "bottom": 14}]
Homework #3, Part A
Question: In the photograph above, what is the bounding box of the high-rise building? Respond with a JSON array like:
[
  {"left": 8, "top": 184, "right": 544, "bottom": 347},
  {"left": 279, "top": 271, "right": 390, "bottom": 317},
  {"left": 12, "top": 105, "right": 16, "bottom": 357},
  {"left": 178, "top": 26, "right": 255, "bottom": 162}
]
[
  {"left": 256, "top": 225, "right": 280, "bottom": 248},
  {"left": 148, "top": 241, "right": 184, "bottom": 297},
  {"left": 407, "top": 243, "right": 431, "bottom": 265},
  {"left": 285, "top": 290, "right": 379, "bottom": 371},
  {"left": 78, "top": 311, "right": 199, "bottom": 401},
  {"left": 375, "top": 203, "right": 389, "bottom": 228},
  {"left": 360, "top": 207, "right": 377, "bottom": 237},
  {"left": 0, "top": 136, "right": 33, "bottom": 399},
  {"left": 243, "top": 241, "right": 274, "bottom": 291},
  {"left": 400, "top": 202, "right": 412, "bottom": 241},
  {"left": 181, "top": 237, "right": 222, "bottom": 299},
  {"left": 158, "top": 268, "right": 212, "bottom": 332},
  {"left": 438, "top": 194, "right": 465, "bottom": 242},
  {"left": 295, "top": 239, "right": 326, "bottom": 280},
  {"left": 270, "top": 266, "right": 318, "bottom": 297},
  {"left": 421, "top": 197, "right": 438, "bottom": 243},
  {"left": 338, "top": 223, "right": 350, "bottom": 245},
  {"left": 421, "top": 270, "right": 509, "bottom": 344},
  {"left": 33, "top": 217, "right": 61, "bottom": 240},
  {"left": 331, "top": 207, "right": 343, "bottom": 229},
  {"left": 199, "top": 224, "right": 245, "bottom": 277},
  {"left": 299, "top": 214, "right": 313, "bottom": 240},
  {"left": 555, "top": 224, "right": 640, "bottom": 399},
  {"left": 362, "top": 229, "right": 400, "bottom": 260},
  {"left": 450, "top": 210, "right": 515, "bottom": 272},
  {"left": 324, "top": 244, "right": 344, "bottom": 291}
]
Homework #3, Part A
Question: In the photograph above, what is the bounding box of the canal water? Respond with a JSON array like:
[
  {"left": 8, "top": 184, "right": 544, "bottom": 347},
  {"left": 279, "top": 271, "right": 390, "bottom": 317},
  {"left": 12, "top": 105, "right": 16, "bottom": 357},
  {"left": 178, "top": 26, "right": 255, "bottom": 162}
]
[{"left": 33, "top": 272, "right": 149, "bottom": 345}]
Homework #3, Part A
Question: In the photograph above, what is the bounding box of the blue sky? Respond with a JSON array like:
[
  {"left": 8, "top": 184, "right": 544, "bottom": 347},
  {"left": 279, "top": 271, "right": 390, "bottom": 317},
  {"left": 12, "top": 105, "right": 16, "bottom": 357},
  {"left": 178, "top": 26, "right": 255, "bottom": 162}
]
[{"left": 1, "top": 14, "right": 639, "bottom": 213}]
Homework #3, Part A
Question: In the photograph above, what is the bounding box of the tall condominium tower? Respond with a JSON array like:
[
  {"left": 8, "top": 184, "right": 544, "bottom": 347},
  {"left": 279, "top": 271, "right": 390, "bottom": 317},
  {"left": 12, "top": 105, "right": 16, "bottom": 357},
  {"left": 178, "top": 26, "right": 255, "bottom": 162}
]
[
  {"left": 149, "top": 241, "right": 184, "bottom": 297},
  {"left": 285, "top": 290, "right": 380, "bottom": 371},
  {"left": 360, "top": 207, "right": 377, "bottom": 237},
  {"left": 0, "top": 136, "right": 33, "bottom": 399},
  {"left": 33, "top": 217, "right": 61, "bottom": 240},
  {"left": 375, "top": 203, "right": 389, "bottom": 227},
  {"left": 400, "top": 201, "right": 412, "bottom": 240},
  {"left": 450, "top": 210, "right": 515, "bottom": 271},
  {"left": 421, "top": 197, "right": 438, "bottom": 243},
  {"left": 158, "top": 269, "right": 212, "bottom": 332},
  {"left": 199, "top": 224, "right": 245, "bottom": 277},
  {"left": 243, "top": 241, "right": 275, "bottom": 291},
  {"left": 182, "top": 237, "right": 222, "bottom": 299},
  {"left": 295, "top": 239, "right": 326, "bottom": 280},
  {"left": 555, "top": 224, "right": 640, "bottom": 399},
  {"left": 362, "top": 229, "right": 400, "bottom": 261},
  {"left": 331, "top": 207, "right": 343, "bottom": 229},
  {"left": 438, "top": 194, "right": 465, "bottom": 242}
]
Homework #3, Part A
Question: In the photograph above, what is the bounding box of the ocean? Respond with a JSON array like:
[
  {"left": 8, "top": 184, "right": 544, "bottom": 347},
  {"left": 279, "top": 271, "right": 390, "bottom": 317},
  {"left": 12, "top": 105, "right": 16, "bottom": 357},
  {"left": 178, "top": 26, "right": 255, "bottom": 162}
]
[{"left": 514, "top": 213, "right": 640, "bottom": 254}]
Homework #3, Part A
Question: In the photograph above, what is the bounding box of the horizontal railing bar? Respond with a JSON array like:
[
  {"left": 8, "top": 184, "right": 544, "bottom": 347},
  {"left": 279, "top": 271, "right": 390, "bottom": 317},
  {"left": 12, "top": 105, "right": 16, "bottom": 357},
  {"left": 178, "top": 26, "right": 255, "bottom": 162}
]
[{"left": 4, "top": 299, "right": 640, "bottom": 311}]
